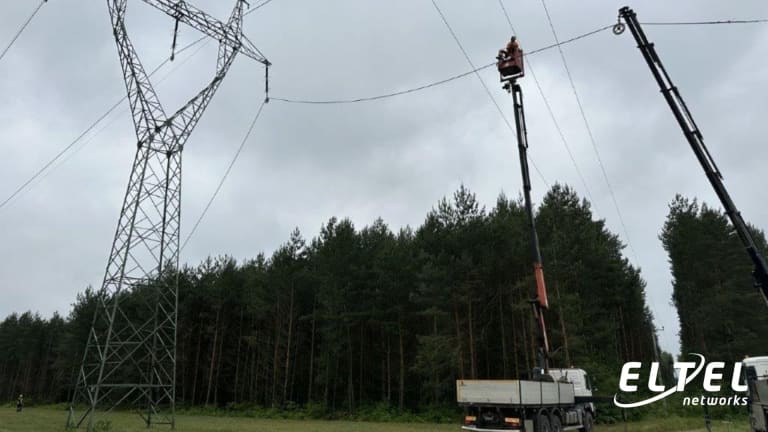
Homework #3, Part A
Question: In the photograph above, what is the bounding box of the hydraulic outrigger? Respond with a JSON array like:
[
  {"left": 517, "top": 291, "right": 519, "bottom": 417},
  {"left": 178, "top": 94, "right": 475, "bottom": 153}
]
[
  {"left": 497, "top": 38, "right": 551, "bottom": 373},
  {"left": 616, "top": 7, "right": 768, "bottom": 307}
]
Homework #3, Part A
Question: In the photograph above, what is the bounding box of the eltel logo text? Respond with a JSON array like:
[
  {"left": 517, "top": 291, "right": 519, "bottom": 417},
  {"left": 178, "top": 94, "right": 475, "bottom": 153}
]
[{"left": 614, "top": 353, "right": 749, "bottom": 408}]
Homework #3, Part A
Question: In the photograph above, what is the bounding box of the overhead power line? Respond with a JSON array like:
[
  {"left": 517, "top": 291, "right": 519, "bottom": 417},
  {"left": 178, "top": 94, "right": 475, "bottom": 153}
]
[
  {"left": 430, "top": 0, "right": 550, "bottom": 187},
  {"left": 45, "top": 38, "right": 213, "bottom": 178},
  {"left": 0, "top": 0, "right": 47, "bottom": 63},
  {"left": 272, "top": 66, "right": 487, "bottom": 105},
  {"left": 539, "top": 0, "right": 638, "bottom": 261},
  {"left": 244, "top": 0, "right": 276, "bottom": 16},
  {"left": 0, "top": 36, "right": 207, "bottom": 212},
  {"left": 0, "top": 0, "right": 279, "bottom": 212},
  {"left": 270, "top": 16, "right": 767, "bottom": 106},
  {"left": 181, "top": 99, "right": 268, "bottom": 251},
  {"left": 644, "top": 18, "right": 768, "bottom": 26},
  {"left": 3, "top": 4, "right": 610, "bottom": 210},
  {"left": 273, "top": 24, "right": 613, "bottom": 105},
  {"left": 4, "top": 0, "right": 759, "bottom": 213},
  {"left": 0, "top": 98, "right": 123, "bottom": 211}
]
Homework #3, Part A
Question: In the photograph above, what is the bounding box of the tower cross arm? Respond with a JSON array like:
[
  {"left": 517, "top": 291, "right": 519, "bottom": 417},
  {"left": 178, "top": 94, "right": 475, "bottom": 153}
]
[{"left": 140, "top": 0, "right": 269, "bottom": 65}]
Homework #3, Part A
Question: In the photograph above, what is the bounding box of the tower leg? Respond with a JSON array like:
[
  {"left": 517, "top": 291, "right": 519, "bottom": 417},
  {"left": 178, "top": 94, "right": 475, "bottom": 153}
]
[{"left": 68, "top": 146, "right": 181, "bottom": 428}]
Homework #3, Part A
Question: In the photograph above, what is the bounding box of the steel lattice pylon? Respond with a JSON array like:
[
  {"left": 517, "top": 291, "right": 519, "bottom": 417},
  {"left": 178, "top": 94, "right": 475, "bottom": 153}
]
[{"left": 66, "top": 1, "right": 268, "bottom": 429}]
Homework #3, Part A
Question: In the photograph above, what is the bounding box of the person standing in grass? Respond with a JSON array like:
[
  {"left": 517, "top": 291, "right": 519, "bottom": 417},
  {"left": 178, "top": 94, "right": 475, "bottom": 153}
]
[{"left": 16, "top": 394, "right": 23, "bottom": 412}]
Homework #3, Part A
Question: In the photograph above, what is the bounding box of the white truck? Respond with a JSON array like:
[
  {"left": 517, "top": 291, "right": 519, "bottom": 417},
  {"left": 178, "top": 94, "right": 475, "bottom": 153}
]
[
  {"left": 457, "top": 368, "right": 595, "bottom": 432},
  {"left": 745, "top": 357, "right": 768, "bottom": 432}
]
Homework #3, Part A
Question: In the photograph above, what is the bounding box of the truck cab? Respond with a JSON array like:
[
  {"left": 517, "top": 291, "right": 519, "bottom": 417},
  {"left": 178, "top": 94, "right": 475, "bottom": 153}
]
[{"left": 547, "top": 368, "right": 593, "bottom": 398}]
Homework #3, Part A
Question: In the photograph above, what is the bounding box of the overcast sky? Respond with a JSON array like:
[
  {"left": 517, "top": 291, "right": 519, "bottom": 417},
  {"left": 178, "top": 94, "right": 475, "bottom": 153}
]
[{"left": 1, "top": 0, "right": 767, "bottom": 357}]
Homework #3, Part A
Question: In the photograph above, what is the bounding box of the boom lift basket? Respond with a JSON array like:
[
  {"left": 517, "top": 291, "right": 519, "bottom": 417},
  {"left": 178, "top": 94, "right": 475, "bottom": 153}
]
[{"left": 497, "top": 37, "right": 525, "bottom": 81}]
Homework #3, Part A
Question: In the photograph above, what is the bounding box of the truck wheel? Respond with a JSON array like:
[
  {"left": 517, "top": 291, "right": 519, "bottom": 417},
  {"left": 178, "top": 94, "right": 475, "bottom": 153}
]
[
  {"left": 535, "top": 412, "right": 552, "bottom": 432},
  {"left": 549, "top": 414, "right": 562, "bottom": 432},
  {"left": 579, "top": 411, "right": 594, "bottom": 432}
]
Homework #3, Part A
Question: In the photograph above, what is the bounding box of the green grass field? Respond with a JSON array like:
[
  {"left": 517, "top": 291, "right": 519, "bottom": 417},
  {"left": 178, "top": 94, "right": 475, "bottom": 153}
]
[{"left": 0, "top": 407, "right": 749, "bottom": 432}]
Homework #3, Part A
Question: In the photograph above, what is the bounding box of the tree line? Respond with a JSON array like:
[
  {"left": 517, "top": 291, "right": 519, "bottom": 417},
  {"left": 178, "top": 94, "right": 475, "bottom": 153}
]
[
  {"left": 661, "top": 195, "right": 768, "bottom": 364},
  {"left": 0, "top": 184, "right": 658, "bottom": 412}
]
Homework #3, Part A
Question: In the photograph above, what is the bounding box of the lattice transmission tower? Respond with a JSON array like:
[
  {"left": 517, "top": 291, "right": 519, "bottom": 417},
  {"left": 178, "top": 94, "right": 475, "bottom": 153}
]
[{"left": 66, "top": 1, "right": 268, "bottom": 429}]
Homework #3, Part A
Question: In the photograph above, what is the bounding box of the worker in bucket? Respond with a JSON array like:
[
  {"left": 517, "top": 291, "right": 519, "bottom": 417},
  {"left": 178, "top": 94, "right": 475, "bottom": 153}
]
[{"left": 497, "top": 36, "right": 524, "bottom": 79}]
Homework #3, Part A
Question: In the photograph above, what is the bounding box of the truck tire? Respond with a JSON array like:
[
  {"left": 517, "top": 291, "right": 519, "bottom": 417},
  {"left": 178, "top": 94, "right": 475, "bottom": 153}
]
[
  {"left": 535, "top": 412, "right": 552, "bottom": 432},
  {"left": 579, "top": 411, "right": 594, "bottom": 432},
  {"left": 549, "top": 413, "right": 562, "bottom": 432}
]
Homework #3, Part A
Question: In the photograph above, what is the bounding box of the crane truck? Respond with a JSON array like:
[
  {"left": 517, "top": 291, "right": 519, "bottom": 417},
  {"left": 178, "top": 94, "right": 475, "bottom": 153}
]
[
  {"left": 616, "top": 7, "right": 768, "bottom": 431},
  {"left": 456, "top": 38, "right": 596, "bottom": 432}
]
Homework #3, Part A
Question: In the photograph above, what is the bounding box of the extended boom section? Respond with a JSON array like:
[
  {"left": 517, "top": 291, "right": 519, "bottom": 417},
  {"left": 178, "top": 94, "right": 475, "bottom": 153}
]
[
  {"left": 499, "top": 37, "right": 551, "bottom": 372},
  {"left": 617, "top": 6, "right": 768, "bottom": 306}
]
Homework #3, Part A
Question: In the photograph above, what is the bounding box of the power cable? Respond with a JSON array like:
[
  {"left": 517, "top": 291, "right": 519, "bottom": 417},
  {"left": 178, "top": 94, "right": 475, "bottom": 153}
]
[
  {"left": 44, "top": 39, "right": 213, "bottom": 178},
  {"left": 430, "top": 0, "right": 550, "bottom": 187},
  {"left": 496, "top": 0, "right": 599, "bottom": 212},
  {"left": 273, "top": 24, "right": 613, "bottom": 105},
  {"left": 6, "top": 0, "right": 753, "bottom": 213},
  {"left": 272, "top": 66, "right": 487, "bottom": 104},
  {"left": 244, "top": 0, "right": 276, "bottom": 16},
  {"left": 181, "top": 99, "right": 267, "bottom": 251},
  {"left": 1, "top": 0, "right": 277, "bottom": 211},
  {"left": 539, "top": 0, "right": 639, "bottom": 262},
  {"left": 644, "top": 19, "right": 768, "bottom": 26},
  {"left": 0, "top": 98, "right": 121, "bottom": 211},
  {"left": 0, "top": 0, "right": 47, "bottom": 64},
  {"left": 0, "top": 36, "right": 206, "bottom": 212}
]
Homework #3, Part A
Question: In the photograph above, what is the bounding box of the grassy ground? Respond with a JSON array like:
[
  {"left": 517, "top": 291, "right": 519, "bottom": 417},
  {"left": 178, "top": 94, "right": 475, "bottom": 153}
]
[
  {"left": 596, "top": 416, "right": 747, "bottom": 432},
  {"left": 0, "top": 407, "right": 750, "bottom": 432}
]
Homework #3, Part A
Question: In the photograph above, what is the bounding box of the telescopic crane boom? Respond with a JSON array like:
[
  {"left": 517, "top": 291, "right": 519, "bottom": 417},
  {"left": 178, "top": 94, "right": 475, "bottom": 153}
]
[
  {"left": 497, "top": 38, "right": 551, "bottom": 372},
  {"left": 616, "top": 7, "right": 768, "bottom": 307}
]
